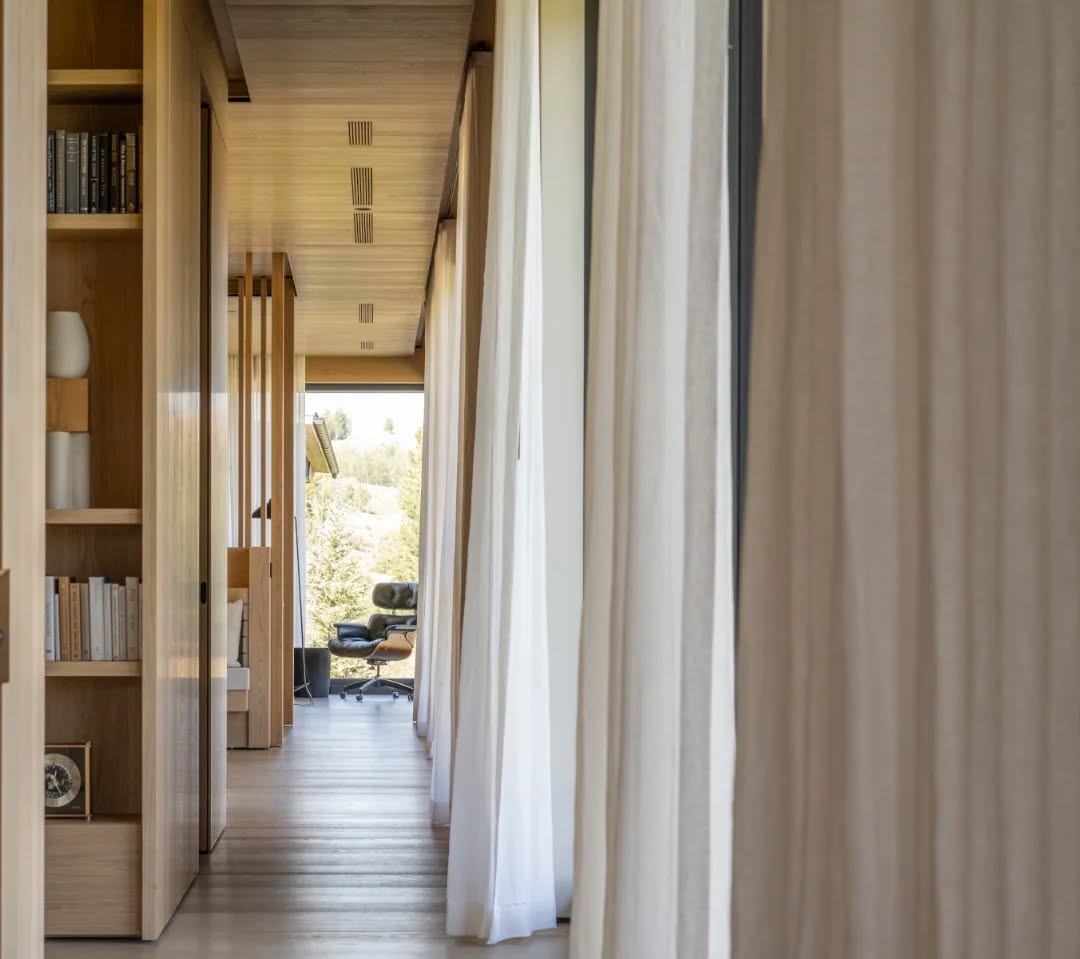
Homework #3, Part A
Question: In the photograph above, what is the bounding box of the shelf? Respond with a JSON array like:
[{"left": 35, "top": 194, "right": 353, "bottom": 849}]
[
  {"left": 47, "top": 508, "right": 142, "bottom": 525},
  {"left": 47, "top": 214, "right": 142, "bottom": 239},
  {"left": 47, "top": 661, "right": 141, "bottom": 678},
  {"left": 47, "top": 69, "right": 143, "bottom": 104}
]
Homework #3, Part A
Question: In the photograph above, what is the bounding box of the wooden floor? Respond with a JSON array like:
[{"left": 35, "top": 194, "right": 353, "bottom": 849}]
[{"left": 47, "top": 696, "right": 569, "bottom": 957}]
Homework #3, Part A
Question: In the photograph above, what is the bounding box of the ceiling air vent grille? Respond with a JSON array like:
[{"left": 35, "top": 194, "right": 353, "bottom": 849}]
[
  {"left": 359, "top": 340, "right": 376, "bottom": 351},
  {"left": 358, "top": 303, "right": 375, "bottom": 324},
  {"left": 348, "top": 120, "right": 374, "bottom": 146},
  {"left": 351, "top": 167, "right": 374, "bottom": 208},
  {"left": 353, "top": 211, "right": 374, "bottom": 244}
]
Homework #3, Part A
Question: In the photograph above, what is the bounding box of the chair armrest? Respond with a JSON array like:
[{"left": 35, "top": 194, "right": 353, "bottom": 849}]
[
  {"left": 333, "top": 622, "right": 371, "bottom": 640},
  {"left": 383, "top": 624, "right": 416, "bottom": 648}
]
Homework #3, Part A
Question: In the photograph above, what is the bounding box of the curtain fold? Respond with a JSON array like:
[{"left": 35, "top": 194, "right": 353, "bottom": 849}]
[
  {"left": 571, "top": 0, "right": 735, "bottom": 956},
  {"left": 414, "top": 220, "right": 461, "bottom": 825},
  {"left": 445, "top": 0, "right": 556, "bottom": 942},
  {"left": 733, "top": 3, "right": 1080, "bottom": 958}
]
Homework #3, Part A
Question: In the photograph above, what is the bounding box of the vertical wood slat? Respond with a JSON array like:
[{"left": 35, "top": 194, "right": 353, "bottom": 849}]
[
  {"left": 259, "top": 277, "right": 268, "bottom": 545},
  {"left": 244, "top": 253, "right": 253, "bottom": 546},
  {"left": 282, "top": 281, "right": 296, "bottom": 727},
  {"left": 236, "top": 276, "right": 247, "bottom": 545},
  {"left": 269, "top": 252, "right": 286, "bottom": 745}
]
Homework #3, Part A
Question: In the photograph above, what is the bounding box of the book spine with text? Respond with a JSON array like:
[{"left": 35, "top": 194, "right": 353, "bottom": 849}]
[
  {"left": 58, "top": 577, "right": 72, "bottom": 660},
  {"left": 55, "top": 131, "right": 67, "bottom": 214},
  {"left": 97, "top": 135, "right": 109, "bottom": 212},
  {"left": 80, "top": 582, "right": 91, "bottom": 660},
  {"left": 70, "top": 582, "right": 83, "bottom": 660},
  {"left": 47, "top": 132, "right": 55, "bottom": 213},
  {"left": 64, "top": 132, "right": 79, "bottom": 214},
  {"left": 109, "top": 133, "right": 120, "bottom": 213},
  {"left": 118, "top": 137, "right": 127, "bottom": 213},
  {"left": 125, "top": 578, "right": 140, "bottom": 660},
  {"left": 125, "top": 133, "right": 137, "bottom": 213},
  {"left": 78, "top": 132, "right": 89, "bottom": 213},
  {"left": 89, "top": 576, "right": 106, "bottom": 660},
  {"left": 88, "top": 133, "right": 99, "bottom": 213}
]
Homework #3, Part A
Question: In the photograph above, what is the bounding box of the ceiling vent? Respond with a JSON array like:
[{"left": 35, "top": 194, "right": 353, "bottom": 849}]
[
  {"left": 348, "top": 120, "right": 374, "bottom": 146},
  {"left": 351, "top": 167, "right": 374, "bottom": 208},
  {"left": 358, "top": 303, "right": 375, "bottom": 324},
  {"left": 359, "top": 339, "right": 376, "bottom": 351},
  {"left": 353, "top": 211, "right": 374, "bottom": 244}
]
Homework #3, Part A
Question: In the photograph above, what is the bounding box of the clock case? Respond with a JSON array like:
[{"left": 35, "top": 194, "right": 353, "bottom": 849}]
[{"left": 44, "top": 740, "right": 92, "bottom": 819}]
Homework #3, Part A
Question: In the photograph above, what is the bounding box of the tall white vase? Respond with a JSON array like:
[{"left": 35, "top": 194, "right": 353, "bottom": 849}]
[
  {"left": 46, "top": 311, "right": 90, "bottom": 379},
  {"left": 47, "top": 431, "right": 73, "bottom": 509},
  {"left": 69, "top": 433, "right": 91, "bottom": 509}
]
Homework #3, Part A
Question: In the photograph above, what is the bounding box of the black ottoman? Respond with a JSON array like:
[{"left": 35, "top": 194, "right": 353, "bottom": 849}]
[{"left": 294, "top": 646, "right": 331, "bottom": 698}]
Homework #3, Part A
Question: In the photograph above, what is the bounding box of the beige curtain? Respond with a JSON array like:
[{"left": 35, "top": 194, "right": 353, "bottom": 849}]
[
  {"left": 572, "top": 0, "right": 735, "bottom": 955},
  {"left": 733, "top": 3, "right": 1080, "bottom": 958}
]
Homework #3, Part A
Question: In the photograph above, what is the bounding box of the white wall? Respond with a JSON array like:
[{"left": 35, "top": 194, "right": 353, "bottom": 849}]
[{"left": 539, "top": 0, "right": 585, "bottom": 918}]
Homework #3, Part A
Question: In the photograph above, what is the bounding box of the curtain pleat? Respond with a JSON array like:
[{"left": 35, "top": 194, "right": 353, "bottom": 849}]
[
  {"left": 571, "top": 0, "right": 735, "bottom": 956},
  {"left": 445, "top": 0, "right": 556, "bottom": 942},
  {"left": 415, "top": 221, "right": 461, "bottom": 825},
  {"left": 733, "top": 3, "right": 1080, "bottom": 957}
]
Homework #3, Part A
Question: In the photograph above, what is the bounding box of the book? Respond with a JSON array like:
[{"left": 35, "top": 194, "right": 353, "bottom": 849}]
[
  {"left": 58, "top": 577, "right": 72, "bottom": 660},
  {"left": 103, "top": 583, "right": 114, "bottom": 661},
  {"left": 97, "top": 134, "right": 109, "bottom": 213},
  {"left": 109, "top": 133, "right": 120, "bottom": 213},
  {"left": 55, "top": 131, "right": 66, "bottom": 215},
  {"left": 45, "top": 576, "right": 56, "bottom": 661},
  {"left": 89, "top": 133, "right": 99, "bottom": 213},
  {"left": 125, "top": 577, "right": 140, "bottom": 660},
  {"left": 88, "top": 577, "right": 106, "bottom": 660},
  {"left": 53, "top": 595, "right": 61, "bottom": 661},
  {"left": 65, "top": 131, "right": 79, "bottom": 214},
  {"left": 47, "top": 132, "right": 55, "bottom": 214},
  {"left": 118, "top": 136, "right": 127, "bottom": 213},
  {"left": 125, "top": 132, "right": 137, "bottom": 213},
  {"left": 78, "top": 132, "right": 89, "bottom": 213},
  {"left": 70, "top": 581, "right": 83, "bottom": 661},
  {"left": 79, "top": 582, "right": 91, "bottom": 660},
  {"left": 138, "top": 584, "right": 143, "bottom": 661},
  {"left": 138, "top": 123, "right": 143, "bottom": 212},
  {"left": 110, "top": 584, "right": 121, "bottom": 660},
  {"left": 118, "top": 585, "right": 128, "bottom": 660}
]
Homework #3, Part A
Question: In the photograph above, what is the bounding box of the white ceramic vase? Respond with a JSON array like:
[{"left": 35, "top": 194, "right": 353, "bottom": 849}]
[{"left": 46, "top": 311, "right": 90, "bottom": 379}]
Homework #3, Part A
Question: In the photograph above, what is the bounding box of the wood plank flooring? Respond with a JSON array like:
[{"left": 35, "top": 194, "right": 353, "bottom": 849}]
[{"left": 47, "top": 695, "right": 569, "bottom": 957}]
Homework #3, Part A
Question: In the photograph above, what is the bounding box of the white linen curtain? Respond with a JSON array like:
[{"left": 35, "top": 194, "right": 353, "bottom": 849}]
[
  {"left": 445, "top": 0, "right": 556, "bottom": 942},
  {"left": 733, "top": 3, "right": 1080, "bottom": 958},
  {"left": 414, "top": 220, "right": 461, "bottom": 825},
  {"left": 571, "top": 0, "right": 735, "bottom": 956}
]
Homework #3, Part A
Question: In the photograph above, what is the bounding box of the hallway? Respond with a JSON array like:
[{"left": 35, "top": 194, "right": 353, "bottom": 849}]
[{"left": 46, "top": 697, "right": 569, "bottom": 958}]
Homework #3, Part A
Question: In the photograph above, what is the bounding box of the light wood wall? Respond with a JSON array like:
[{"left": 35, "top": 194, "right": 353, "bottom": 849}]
[
  {"left": 305, "top": 352, "right": 425, "bottom": 387},
  {"left": 0, "top": 0, "right": 48, "bottom": 955},
  {"left": 142, "top": 0, "right": 227, "bottom": 940}
]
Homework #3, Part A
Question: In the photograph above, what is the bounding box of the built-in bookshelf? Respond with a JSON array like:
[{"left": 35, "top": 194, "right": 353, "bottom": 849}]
[{"left": 45, "top": 0, "right": 145, "bottom": 940}]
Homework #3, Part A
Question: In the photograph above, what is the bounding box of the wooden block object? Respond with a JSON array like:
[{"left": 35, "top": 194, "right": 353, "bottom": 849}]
[
  {"left": 46, "top": 378, "right": 89, "bottom": 432},
  {"left": 226, "top": 689, "right": 249, "bottom": 713},
  {"left": 45, "top": 817, "right": 141, "bottom": 937}
]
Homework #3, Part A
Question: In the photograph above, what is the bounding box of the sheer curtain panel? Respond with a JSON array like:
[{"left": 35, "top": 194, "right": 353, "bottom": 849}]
[
  {"left": 414, "top": 221, "right": 461, "bottom": 825},
  {"left": 571, "top": 0, "right": 735, "bottom": 956},
  {"left": 445, "top": 0, "right": 556, "bottom": 942},
  {"left": 733, "top": 3, "right": 1080, "bottom": 957}
]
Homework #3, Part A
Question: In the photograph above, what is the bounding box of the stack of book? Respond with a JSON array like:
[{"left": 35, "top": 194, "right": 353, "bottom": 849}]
[
  {"left": 44, "top": 576, "right": 142, "bottom": 662},
  {"left": 46, "top": 130, "right": 141, "bottom": 215}
]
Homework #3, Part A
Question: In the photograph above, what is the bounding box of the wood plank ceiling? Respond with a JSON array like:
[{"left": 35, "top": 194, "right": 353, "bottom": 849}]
[{"left": 224, "top": 0, "right": 474, "bottom": 356}]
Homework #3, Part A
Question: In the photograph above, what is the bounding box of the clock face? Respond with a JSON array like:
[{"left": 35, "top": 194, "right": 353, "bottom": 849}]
[{"left": 44, "top": 752, "right": 82, "bottom": 808}]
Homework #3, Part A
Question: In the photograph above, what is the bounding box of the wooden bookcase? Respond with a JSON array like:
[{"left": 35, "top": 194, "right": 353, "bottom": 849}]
[{"left": 44, "top": 0, "right": 145, "bottom": 939}]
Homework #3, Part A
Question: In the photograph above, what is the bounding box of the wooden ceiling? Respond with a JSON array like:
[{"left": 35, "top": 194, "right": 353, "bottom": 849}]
[{"left": 223, "top": 0, "right": 474, "bottom": 356}]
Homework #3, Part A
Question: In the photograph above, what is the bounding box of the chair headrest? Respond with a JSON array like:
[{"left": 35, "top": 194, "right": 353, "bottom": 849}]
[{"left": 371, "top": 581, "right": 418, "bottom": 610}]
